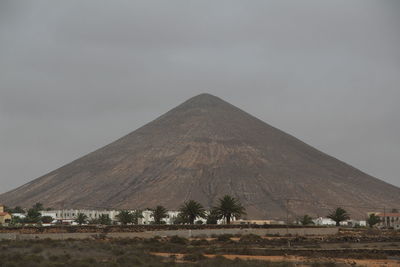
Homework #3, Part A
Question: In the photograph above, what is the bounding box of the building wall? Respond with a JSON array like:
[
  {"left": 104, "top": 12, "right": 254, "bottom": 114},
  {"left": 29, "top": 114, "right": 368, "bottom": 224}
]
[
  {"left": 377, "top": 214, "right": 400, "bottom": 229},
  {"left": 0, "top": 213, "right": 11, "bottom": 224},
  {"left": 40, "top": 209, "right": 120, "bottom": 222}
]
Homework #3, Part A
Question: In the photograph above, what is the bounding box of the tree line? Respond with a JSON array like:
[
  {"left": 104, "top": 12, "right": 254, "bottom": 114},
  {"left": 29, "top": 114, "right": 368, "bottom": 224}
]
[
  {"left": 5, "top": 203, "right": 54, "bottom": 225},
  {"left": 4, "top": 198, "right": 387, "bottom": 228},
  {"left": 76, "top": 195, "right": 246, "bottom": 225},
  {"left": 299, "top": 207, "right": 382, "bottom": 228}
]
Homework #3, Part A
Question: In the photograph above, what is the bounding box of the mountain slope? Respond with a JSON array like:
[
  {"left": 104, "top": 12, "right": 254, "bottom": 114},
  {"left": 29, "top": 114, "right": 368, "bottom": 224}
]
[{"left": 1, "top": 94, "right": 399, "bottom": 219}]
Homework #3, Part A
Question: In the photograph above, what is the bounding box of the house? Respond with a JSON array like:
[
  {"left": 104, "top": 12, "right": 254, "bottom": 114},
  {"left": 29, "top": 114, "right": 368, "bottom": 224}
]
[
  {"left": 0, "top": 205, "right": 12, "bottom": 225},
  {"left": 141, "top": 210, "right": 181, "bottom": 224},
  {"left": 341, "top": 220, "right": 367, "bottom": 227},
  {"left": 11, "top": 213, "right": 26, "bottom": 220},
  {"left": 375, "top": 213, "right": 400, "bottom": 230},
  {"left": 313, "top": 217, "right": 336, "bottom": 226},
  {"left": 40, "top": 209, "right": 120, "bottom": 223}
]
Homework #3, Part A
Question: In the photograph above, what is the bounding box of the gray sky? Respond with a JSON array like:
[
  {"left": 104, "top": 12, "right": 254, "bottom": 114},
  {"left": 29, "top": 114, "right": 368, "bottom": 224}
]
[{"left": 1, "top": 0, "right": 399, "bottom": 194}]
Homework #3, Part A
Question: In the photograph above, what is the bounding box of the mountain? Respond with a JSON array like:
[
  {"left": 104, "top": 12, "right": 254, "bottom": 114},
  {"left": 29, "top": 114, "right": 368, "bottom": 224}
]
[{"left": 1, "top": 94, "right": 399, "bottom": 219}]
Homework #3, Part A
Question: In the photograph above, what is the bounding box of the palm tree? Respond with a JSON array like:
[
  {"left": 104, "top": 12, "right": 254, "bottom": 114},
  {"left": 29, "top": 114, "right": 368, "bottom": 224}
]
[
  {"left": 75, "top": 213, "right": 88, "bottom": 225},
  {"left": 151, "top": 206, "right": 168, "bottom": 224},
  {"left": 214, "top": 195, "right": 246, "bottom": 224},
  {"left": 206, "top": 208, "right": 220, "bottom": 224},
  {"left": 327, "top": 207, "right": 350, "bottom": 226},
  {"left": 299, "top": 215, "right": 314, "bottom": 226},
  {"left": 116, "top": 210, "right": 133, "bottom": 225},
  {"left": 132, "top": 210, "right": 144, "bottom": 225},
  {"left": 179, "top": 200, "right": 206, "bottom": 224}
]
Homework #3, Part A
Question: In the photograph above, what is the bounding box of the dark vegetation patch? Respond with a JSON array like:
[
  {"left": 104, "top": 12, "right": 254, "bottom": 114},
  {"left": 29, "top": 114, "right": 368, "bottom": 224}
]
[{"left": 0, "top": 231, "right": 399, "bottom": 266}]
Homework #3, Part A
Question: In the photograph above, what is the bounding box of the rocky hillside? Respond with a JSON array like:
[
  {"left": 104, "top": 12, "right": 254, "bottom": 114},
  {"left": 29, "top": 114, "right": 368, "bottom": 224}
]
[{"left": 1, "top": 94, "right": 398, "bottom": 219}]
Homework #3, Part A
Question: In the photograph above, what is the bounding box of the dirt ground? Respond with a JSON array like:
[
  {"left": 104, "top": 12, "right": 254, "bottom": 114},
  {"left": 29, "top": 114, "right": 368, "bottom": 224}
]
[
  {"left": 0, "top": 228, "right": 400, "bottom": 266},
  {"left": 152, "top": 252, "right": 400, "bottom": 267}
]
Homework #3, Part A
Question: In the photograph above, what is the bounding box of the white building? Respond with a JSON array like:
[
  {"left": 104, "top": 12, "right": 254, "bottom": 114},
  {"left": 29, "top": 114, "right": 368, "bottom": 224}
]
[
  {"left": 313, "top": 217, "right": 336, "bottom": 226},
  {"left": 11, "top": 213, "right": 26, "bottom": 220},
  {"left": 40, "top": 209, "right": 222, "bottom": 225},
  {"left": 141, "top": 210, "right": 181, "bottom": 224},
  {"left": 342, "top": 219, "right": 367, "bottom": 227},
  {"left": 40, "top": 209, "right": 120, "bottom": 222},
  {"left": 313, "top": 217, "right": 367, "bottom": 227},
  {"left": 376, "top": 213, "right": 400, "bottom": 230}
]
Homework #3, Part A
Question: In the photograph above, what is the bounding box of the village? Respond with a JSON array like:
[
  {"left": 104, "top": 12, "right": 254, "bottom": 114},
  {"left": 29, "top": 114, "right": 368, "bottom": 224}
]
[{"left": 1, "top": 202, "right": 399, "bottom": 230}]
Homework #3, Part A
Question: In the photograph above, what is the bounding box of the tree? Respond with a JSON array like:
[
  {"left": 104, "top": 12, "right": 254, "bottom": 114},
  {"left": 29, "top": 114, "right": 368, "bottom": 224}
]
[
  {"left": 32, "top": 203, "right": 44, "bottom": 211},
  {"left": 88, "top": 218, "right": 99, "bottom": 224},
  {"left": 41, "top": 216, "right": 54, "bottom": 224},
  {"left": 5, "top": 206, "right": 25, "bottom": 214},
  {"left": 151, "top": 206, "right": 168, "bottom": 224},
  {"left": 25, "top": 208, "right": 41, "bottom": 223},
  {"left": 116, "top": 210, "right": 133, "bottom": 225},
  {"left": 75, "top": 213, "right": 88, "bottom": 225},
  {"left": 132, "top": 210, "right": 144, "bottom": 225},
  {"left": 299, "top": 215, "right": 314, "bottom": 226},
  {"left": 171, "top": 213, "right": 189, "bottom": 225},
  {"left": 214, "top": 195, "right": 246, "bottom": 224},
  {"left": 206, "top": 208, "right": 220, "bottom": 224},
  {"left": 12, "top": 206, "right": 25, "bottom": 214},
  {"left": 327, "top": 207, "right": 350, "bottom": 226},
  {"left": 367, "top": 213, "right": 381, "bottom": 228},
  {"left": 179, "top": 200, "right": 206, "bottom": 224},
  {"left": 98, "top": 214, "right": 112, "bottom": 225},
  {"left": 10, "top": 216, "right": 23, "bottom": 225}
]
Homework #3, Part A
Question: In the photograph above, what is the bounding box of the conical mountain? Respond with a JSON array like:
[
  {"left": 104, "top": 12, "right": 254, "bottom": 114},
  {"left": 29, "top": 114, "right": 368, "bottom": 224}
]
[{"left": 1, "top": 94, "right": 399, "bottom": 219}]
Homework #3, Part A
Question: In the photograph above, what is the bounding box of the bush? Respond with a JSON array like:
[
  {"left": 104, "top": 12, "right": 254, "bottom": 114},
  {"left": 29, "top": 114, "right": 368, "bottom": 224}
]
[
  {"left": 239, "top": 234, "right": 263, "bottom": 244},
  {"left": 190, "top": 239, "right": 209, "bottom": 246},
  {"left": 217, "top": 234, "right": 234, "bottom": 242},
  {"left": 169, "top": 235, "right": 188, "bottom": 245},
  {"left": 183, "top": 252, "right": 206, "bottom": 262},
  {"left": 111, "top": 247, "right": 125, "bottom": 256},
  {"left": 31, "top": 245, "right": 43, "bottom": 254}
]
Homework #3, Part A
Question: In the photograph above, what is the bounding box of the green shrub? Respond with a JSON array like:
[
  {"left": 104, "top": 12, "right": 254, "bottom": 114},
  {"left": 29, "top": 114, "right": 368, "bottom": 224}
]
[
  {"left": 183, "top": 252, "right": 206, "bottom": 262},
  {"left": 239, "top": 234, "right": 263, "bottom": 244},
  {"left": 111, "top": 247, "right": 125, "bottom": 256},
  {"left": 190, "top": 239, "right": 209, "bottom": 246},
  {"left": 217, "top": 234, "right": 234, "bottom": 242},
  {"left": 31, "top": 245, "right": 43, "bottom": 254},
  {"left": 169, "top": 235, "right": 188, "bottom": 245}
]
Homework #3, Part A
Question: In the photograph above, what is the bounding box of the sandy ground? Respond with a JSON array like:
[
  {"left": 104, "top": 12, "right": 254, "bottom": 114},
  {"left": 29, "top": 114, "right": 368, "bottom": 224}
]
[{"left": 151, "top": 252, "right": 400, "bottom": 267}]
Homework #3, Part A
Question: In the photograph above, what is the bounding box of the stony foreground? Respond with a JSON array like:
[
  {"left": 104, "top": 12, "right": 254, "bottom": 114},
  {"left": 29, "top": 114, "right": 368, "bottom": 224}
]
[{"left": 1, "top": 228, "right": 400, "bottom": 266}]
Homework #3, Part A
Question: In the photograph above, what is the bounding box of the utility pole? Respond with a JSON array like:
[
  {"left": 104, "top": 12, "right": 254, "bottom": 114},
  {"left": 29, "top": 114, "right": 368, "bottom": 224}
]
[
  {"left": 286, "top": 198, "right": 290, "bottom": 248},
  {"left": 286, "top": 199, "right": 289, "bottom": 225},
  {"left": 383, "top": 206, "right": 386, "bottom": 228}
]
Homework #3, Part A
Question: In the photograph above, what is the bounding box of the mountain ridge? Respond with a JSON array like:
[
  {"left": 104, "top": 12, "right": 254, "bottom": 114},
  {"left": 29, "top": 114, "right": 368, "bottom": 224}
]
[{"left": 1, "top": 93, "right": 399, "bottom": 219}]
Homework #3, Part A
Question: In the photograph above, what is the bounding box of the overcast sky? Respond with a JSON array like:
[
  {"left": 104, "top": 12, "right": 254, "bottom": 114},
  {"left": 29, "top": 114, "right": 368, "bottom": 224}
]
[{"left": 1, "top": 0, "right": 399, "bottom": 194}]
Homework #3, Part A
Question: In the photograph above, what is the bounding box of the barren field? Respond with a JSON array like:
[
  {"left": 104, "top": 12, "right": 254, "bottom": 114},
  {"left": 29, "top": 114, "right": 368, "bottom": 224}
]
[{"left": 0, "top": 228, "right": 399, "bottom": 266}]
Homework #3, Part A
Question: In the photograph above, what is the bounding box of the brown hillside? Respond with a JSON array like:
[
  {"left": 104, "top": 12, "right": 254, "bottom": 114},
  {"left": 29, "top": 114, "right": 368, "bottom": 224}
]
[{"left": 1, "top": 94, "right": 399, "bottom": 219}]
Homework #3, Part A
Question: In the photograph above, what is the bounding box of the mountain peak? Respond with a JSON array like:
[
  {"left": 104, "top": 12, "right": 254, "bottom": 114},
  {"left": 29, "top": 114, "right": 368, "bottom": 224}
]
[
  {"left": 1, "top": 94, "right": 399, "bottom": 219},
  {"left": 180, "top": 93, "right": 227, "bottom": 109}
]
